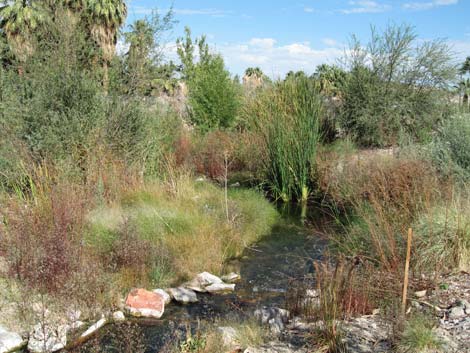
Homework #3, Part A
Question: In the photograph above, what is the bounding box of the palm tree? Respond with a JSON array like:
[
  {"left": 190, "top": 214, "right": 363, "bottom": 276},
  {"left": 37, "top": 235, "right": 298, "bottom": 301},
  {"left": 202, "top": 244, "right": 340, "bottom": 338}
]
[
  {"left": 83, "top": 0, "right": 127, "bottom": 92},
  {"left": 461, "top": 78, "right": 470, "bottom": 111},
  {"left": 313, "top": 64, "right": 347, "bottom": 97},
  {"left": 460, "top": 56, "right": 470, "bottom": 75},
  {"left": 245, "top": 67, "right": 263, "bottom": 78},
  {"left": 124, "top": 19, "right": 154, "bottom": 93},
  {"left": 0, "top": 0, "right": 47, "bottom": 73}
]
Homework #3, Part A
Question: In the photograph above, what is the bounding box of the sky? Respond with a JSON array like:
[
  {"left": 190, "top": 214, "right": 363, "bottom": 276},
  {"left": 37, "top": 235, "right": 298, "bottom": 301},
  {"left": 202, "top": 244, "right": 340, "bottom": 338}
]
[{"left": 124, "top": 0, "right": 470, "bottom": 77}]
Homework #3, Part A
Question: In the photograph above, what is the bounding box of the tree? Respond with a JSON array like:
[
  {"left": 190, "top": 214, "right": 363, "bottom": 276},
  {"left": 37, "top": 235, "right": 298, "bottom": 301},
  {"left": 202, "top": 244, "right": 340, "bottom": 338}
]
[
  {"left": 123, "top": 10, "right": 176, "bottom": 95},
  {"left": 83, "top": 0, "right": 127, "bottom": 92},
  {"left": 0, "top": 0, "right": 47, "bottom": 73},
  {"left": 176, "top": 26, "right": 195, "bottom": 80},
  {"left": 313, "top": 64, "right": 348, "bottom": 97},
  {"left": 341, "top": 24, "right": 457, "bottom": 147},
  {"left": 176, "top": 27, "right": 240, "bottom": 131},
  {"left": 245, "top": 67, "right": 263, "bottom": 78},
  {"left": 460, "top": 56, "right": 470, "bottom": 75}
]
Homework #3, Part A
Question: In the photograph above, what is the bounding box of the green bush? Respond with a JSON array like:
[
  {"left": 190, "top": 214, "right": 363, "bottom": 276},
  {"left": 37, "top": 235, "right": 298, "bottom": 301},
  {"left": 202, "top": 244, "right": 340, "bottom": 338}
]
[
  {"left": 104, "top": 98, "right": 181, "bottom": 177},
  {"left": 413, "top": 200, "right": 470, "bottom": 272},
  {"left": 341, "top": 24, "right": 456, "bottom": 147},
  {"left": 397, "top": 315, "right": 442, "bottom": 353},
  {"left": 187, "top": 54, "right": 240, "bottom": 131},
  {"left": 429, "top": 113, "right": 470, "bottom": 179},
  {"left": 177, "top": 27, "right": 241, "bottom": 132}
]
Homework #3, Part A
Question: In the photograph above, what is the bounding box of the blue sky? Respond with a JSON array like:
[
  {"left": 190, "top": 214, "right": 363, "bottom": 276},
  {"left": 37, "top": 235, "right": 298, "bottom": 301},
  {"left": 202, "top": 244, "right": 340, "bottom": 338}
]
[{"left": 125, "top": 0, "right": 470, "bottom": 77}]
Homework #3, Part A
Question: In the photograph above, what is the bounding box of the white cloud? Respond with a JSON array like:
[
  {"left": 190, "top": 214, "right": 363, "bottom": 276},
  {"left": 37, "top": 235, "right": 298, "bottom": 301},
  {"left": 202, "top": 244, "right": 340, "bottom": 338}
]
[
  {"left": 216, "top": 39, "right": 344, "bottom": 78},
  {"left": 304, "top": 7, "right": 315, "bottom": 13},
  {"left": 448, "top": 40, "right": 470, "bottom": 61},
  {"left": 322, "top": 38, "right": 339, "bottom": 47},
  {"left": 341, "top": 1, "right": 392, "bottom": 14},
  {"left": 403, "top": 0, "right": 458, "bottom": 11},
  {"left": 129, "top": 6, "right": 230, "bottom": 17},
  {"left": 249, "top": 38, "right": 277, "bottom": 49}
]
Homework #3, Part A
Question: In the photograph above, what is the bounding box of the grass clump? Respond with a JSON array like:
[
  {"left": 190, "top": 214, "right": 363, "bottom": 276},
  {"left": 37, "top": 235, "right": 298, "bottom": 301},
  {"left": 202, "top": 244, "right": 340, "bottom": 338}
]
[
  {"left": 413, "top": 197, "right": 470, "bottom": 273},
  {"left": 244, "top": 76, "right": 323, "bottom": 202},
  {"left": 428, "top": 113, "right": 470, "bottom": 180},
  {"left": 86, "top": 177, "right": 278, "bottom": 288},
  {"left": 396, "top": 315, "right": 443, "bottom": 353}
]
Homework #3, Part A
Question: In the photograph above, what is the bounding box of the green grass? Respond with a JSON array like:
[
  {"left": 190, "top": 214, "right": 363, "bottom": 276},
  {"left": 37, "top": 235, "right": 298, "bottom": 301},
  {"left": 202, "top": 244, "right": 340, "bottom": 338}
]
[
  {"left": 85, "top": 177, "right": 278, "bottom": 288},
  {"left": 397, "top": 315, "right": 443, "bottom": 353}
]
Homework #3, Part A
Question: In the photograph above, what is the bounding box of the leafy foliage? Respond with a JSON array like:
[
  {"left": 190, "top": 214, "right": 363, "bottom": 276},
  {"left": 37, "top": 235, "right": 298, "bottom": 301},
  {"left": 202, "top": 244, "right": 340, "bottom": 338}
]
[
  {"left": 177, "top": 27, "right": 241, "bottom": 131},
  {"left": 341, "top": 24, "right": 456, "bottom": 147},
  {"left": 244, "top": 76, "right": 323, "bottom": 202}
]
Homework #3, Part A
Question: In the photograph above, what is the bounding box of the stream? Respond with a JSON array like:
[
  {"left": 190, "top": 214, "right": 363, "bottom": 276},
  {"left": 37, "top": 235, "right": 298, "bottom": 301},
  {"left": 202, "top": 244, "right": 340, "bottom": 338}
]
[{"left": 72, "top": 203, "right": 330, "bottom": 352}]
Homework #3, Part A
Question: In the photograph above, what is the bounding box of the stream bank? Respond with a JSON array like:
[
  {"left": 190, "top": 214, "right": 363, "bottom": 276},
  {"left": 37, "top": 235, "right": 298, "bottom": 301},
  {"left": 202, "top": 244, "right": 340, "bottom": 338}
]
[{"left": 69, "top": 203, "right": 328, "bottom": 352}]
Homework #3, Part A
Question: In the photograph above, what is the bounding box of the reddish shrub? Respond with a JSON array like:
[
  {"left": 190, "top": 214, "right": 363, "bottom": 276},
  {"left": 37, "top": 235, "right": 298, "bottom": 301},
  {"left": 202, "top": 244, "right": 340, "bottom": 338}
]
[{"left": 2, "top": 183, "right": 88, "bottom": 293}]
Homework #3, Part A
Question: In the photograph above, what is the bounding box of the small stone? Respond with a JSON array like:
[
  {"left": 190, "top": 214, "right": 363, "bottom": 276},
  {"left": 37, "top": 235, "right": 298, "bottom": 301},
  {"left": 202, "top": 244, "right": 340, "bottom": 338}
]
[
  {"left": 153, "top": 289, "right": 171, "bottom": 305},
  {"left": 184, "top": 272, "right": 224, "bottom": 292},
  {"left": 414, "top": 290, "right": 427, "bottom": 298},
  {"left": 28, "top": 324, "right": 67, "bottom": 353},
  {"left": 167, "top": 287, "right": 198, "bottom": 304},
  {"left": 0, "top": 325, "right": 26, "bottom": 353},
  {"left": 112, "top": 311, "right": 125, "bottom": 322},
  {"left": 448, "top": 306, "right": 466, "bottom": 320},
  {"left": 80, "top": 318, "right": 107, "bottom": 338},
  {"left": 306, "top": 289, "right": 319, "bottom": 298},
  {"left": 221, "top": 272, "right": 240, "bottom": 282},
  {"left": 205, "top": 283, "right": 235, "bottom": 293},
  {"left": 217, "top": 326, "right": 237, "bottom": 347}
]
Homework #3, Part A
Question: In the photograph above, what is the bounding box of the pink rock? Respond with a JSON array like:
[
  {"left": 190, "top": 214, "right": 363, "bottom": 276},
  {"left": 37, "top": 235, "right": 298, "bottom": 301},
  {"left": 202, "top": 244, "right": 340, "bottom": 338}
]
[{"left": 125, "top": 288, "right": 165, "bottom": 319}]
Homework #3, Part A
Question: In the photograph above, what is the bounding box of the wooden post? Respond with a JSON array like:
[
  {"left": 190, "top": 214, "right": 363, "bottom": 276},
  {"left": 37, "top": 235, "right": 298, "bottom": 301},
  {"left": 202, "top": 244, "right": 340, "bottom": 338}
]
[{"left": 402, "top": 228, "right": 413, "bottom": 315}]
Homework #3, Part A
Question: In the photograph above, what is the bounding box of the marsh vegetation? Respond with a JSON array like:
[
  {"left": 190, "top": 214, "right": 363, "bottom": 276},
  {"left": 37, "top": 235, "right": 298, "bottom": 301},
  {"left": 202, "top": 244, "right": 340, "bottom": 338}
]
[{"left": 0, "top": 1, "right": 469, "bottom": 352}]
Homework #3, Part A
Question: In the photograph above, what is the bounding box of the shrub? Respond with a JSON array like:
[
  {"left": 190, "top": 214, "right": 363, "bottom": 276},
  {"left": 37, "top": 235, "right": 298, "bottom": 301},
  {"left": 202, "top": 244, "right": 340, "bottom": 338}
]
[
  {"left": 341, "top": 24, "right": 456, "bottom": 147},
  {"left": 413, "top": 199, "right": 470, "bottom": 273},
  {"left": 177, "top": 27, "right": 240, "bottom": 132},
  {"left": 187, "top": 55, "right": 241, "bottom": 131},
  {"left": 320, "top": 153, "right": 442, "bottom": 270},
  {"left": 429, "top": 113, "right": 470, "bottom": 179},
  {"left": 104, "top": 98, "right": 181, "bottom": 177},
  {"left": 397, "top": 315, "right": 442, "bottom": 353},
  {"left": 0, "top": 182, "right": 109, "bottom": 305}
]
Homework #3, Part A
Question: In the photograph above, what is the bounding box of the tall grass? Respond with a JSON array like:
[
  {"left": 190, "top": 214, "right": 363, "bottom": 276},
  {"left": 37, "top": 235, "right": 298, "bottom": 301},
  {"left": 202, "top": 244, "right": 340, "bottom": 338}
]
[{"left": 245, "top": 77, "right": 322, "bottom": 202}]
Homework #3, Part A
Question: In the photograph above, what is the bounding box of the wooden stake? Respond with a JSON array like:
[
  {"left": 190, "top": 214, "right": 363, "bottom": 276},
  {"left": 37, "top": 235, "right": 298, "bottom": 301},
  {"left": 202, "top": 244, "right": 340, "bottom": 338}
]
[{"left": 402, "top": 228, "right": 413, "bottom": 315}]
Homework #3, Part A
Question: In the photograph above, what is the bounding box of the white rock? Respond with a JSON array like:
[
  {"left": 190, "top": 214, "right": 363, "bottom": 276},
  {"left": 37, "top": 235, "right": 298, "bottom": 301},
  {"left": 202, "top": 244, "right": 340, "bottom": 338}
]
[
  {"left": 217, "top": 326, "right": 238, "bottom": 347},
  {"left": 306, "top": 289, "right": 319, "bottom": 298},
  {"left": 66, "top": 309, "right": 81, "bottom": 323},
  {"left": 67, "top": 321, "right": 85, "bottom": 331},
  {"left": 80, "top": 318, "right": 107, "bottom": 338},
  {"left": 28, "top": 324, "right": 67, "bottom": 353},
  {"left": 167, "top": 287, "right": 198, "bottom": 304},
  {"left": 0, "top": 325, "right": 25, "bottom": 353},
  {"left": 221, "top": 272, "right": 240, "bottom": 282},
  {"left": 126, "top": 307, "right": 164, "bottom": 319},
  {"left": 153, "top": 289, "right": 171, "bottom": 305},
  {"left": 184, "top": 272, "right": 223, "bottom": 292},
  {"left": 112, "top": 311, "right": 125, "bottom": 322},
  {"left": 205, "top": 283, "right": 235, "bottom": 293},
  {"left": 254, "top": 307, "right": 290, "bottom": 336},
  {"left": 448, "top": 306, "right": 466, "bottom": 320},
  {"left": 414, "top": 290, "right": 427, "bottom": 298}
]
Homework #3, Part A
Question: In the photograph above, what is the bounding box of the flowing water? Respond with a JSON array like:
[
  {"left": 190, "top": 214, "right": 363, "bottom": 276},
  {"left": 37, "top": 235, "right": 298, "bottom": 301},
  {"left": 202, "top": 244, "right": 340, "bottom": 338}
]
[{"left": 72, "top": 203, "right": 330, "bottom": 352}]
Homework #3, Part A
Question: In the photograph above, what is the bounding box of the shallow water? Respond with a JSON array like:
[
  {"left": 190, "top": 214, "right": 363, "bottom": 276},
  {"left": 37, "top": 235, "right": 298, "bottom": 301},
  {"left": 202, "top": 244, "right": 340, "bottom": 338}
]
[{"left": 71, "top": 203, "right": 329, "bottom": 352}]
